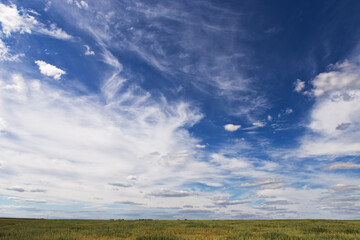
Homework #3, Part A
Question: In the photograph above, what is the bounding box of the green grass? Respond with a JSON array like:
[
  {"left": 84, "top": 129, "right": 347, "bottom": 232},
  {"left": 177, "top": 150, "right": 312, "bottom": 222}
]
[{"left": 0, "top": 218, "right": 359, "bottom": 239}]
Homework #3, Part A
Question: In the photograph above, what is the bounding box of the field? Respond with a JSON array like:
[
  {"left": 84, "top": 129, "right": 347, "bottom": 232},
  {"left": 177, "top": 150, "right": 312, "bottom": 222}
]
[{"left": 0, "top": 218, "right": 359, "bottom": 240}]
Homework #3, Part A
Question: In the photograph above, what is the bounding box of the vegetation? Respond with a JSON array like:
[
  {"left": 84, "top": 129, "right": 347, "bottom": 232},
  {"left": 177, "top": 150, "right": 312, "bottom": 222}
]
[{"left": 0, "top": 218, "right": 359, "bottom": 239}]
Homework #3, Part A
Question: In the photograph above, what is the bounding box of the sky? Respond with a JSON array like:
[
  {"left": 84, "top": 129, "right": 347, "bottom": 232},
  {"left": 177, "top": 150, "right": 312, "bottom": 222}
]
[{"left": 0, "top": 0, "right": 360, "bottom": 220}]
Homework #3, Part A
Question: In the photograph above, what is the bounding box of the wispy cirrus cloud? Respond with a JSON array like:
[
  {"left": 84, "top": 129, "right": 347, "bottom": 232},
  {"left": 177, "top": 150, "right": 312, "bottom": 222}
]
[
  {"left": 0, "top": 39, "right": 24, "bottom": 61},
  {"left": 51, "top": 0, "right": 268, "bottom": 119}
]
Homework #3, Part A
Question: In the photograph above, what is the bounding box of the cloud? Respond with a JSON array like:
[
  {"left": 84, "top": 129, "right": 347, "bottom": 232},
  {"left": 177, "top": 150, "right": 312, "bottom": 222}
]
[
  {"left": 195, "top": 144, "right": 206, "bottom": 148},
  {"left": 285, "top": 108, "right": 293, "bottom": 114},
  {"left": 148, "top": 190, "right": 198, "bottom": 198},
  {"left": 212, "top": 197, "right": 251, "bottom": 207},
  {"left": 84, "top": 45, "right": 95, "bottom": 55},
  {"left": 6, "top": 187, "right": 25, "bottom": 192},
  {"left": 67, "top": 0, "right": 89, "bottom": 9},
  {"left": 37, "top": 23, "right": 72, "bottom": 40},
  {"left": 267, "top": 115, "right": 272, "bottom": 121},
  {"left": 127, "top": 175, "right": 137, "bottom": 181},
  {"left": 312, "top": 60, "right": 360, "bottom": 96},
  {"left": 239, "top": 178, "right": 283, "bottom": 187},
  {"left": 0, "top": 3, "right": 71, "bottom": 39},
  {"left": 57, "top": 0, "right": 268, "bottom": 119},
  {"left": 0, "top": 65, "right": 206, "bottom": 216},
  {"left": 330, "top": 184, "right": 360, "bottom": 192},
  {"left": 224, "top": 124, "right": 241, "bottom": 132},
  {"left": 30, "top": 189, "right": 47, "bottom": 193},
  {"left": 108, "top": 183, "right": 132, "bottom": 188},
  {"left": 252, "top": 121, "right": 266, "bottom": 127},
  {"left": 0, "top": 117, "right": 6, "bottom": 131},
  {"left": 263, "top": 200, "right": 294, "bottom": 205},
  {"left": 325, "top": 162, "right": 360, "bottom": 170},
  {"left": 294, "top": 79, "right": 305, "bottom": 92},
  {"left": 0, "top": 3, "right": 36, "bottom": 36},
  {"left": 34, "top": 60, "right": 66, "bottom": 79},
  {"left": 296, "top": 58, "right": 360, "bottom": 157},
  {"left": 0, "top": 39, "right": 24, "bottom": 61},
  {"left": 159, "top": 150, "right": 190, "bottom": 166},
  {"left": 336, "top": 122, "right": 351, "bottom": 131},
  {"left": 114, "top": 201, "right": 143, "bottom": 205}
]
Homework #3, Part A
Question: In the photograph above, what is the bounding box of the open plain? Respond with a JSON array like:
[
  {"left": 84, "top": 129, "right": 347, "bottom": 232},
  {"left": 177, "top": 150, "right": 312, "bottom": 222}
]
[{"left": 0, "top": 218, "right": 359, "bottom": 240}]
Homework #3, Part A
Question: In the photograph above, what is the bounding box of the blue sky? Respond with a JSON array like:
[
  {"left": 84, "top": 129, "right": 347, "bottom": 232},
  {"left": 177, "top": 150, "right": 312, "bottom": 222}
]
[{"left": 0, "top": 0, "right": 360, "bottom": 220}]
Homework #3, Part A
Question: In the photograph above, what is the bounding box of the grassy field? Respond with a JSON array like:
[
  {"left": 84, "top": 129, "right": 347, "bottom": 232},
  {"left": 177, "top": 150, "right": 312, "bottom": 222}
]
[{"left": 0, "top": 218, "right": 359, "bottom": 240}]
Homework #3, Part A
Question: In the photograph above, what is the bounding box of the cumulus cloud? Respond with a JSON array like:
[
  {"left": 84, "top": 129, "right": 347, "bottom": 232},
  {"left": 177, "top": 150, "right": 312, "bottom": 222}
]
[
  {"left": 294, "top": 79, "right": 305, "bottom": 92},
  {"left": 312, "top": 60, "right": 360, "bottom": 96},
  {"left": 325, "top": 162, "right": 360, "bottom": 170},
  {"left": 297, "top": 58, "right": 360, "bottom": 157},
  {"left": 224, "top": 124, "right": 241, "bottom": 132},
  {"left": 34, "top": 60, "right": 66, "bottom": 79}
]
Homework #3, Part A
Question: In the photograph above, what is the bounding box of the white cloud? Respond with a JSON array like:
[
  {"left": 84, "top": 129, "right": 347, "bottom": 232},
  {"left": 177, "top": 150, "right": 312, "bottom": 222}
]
[
  {"left": 37, "top": 23, "right": 72, "bottom": 40},
  {"left": 0, "top": 68, "right": 210, "bottom": 213},
  {"left": 224, "top": 124, "right": 241, "bottom": 132},
  {"left": 296, "top": 58, "right": 360, "bottom": 157},
  {"left": 67, "top": 0, "right": 89, "bottom": 9},
  {"left": 44, "top": 1, "right": 52, "bottom": 11},
  {"left": 330, "top": 184, "right": 360, "bottom": 192},
  {"left": 84, "top": 45, "right": 95, "bottom": 55},
  {"left": 59, "top": 0, "right": 268, "bottom": 119},
  {"left": 148, "top": 189, "right": 198, "bottom": 198},
  {"left": 267, "top": 115, "right": 272, "bottom": 121},
  {"left": 195, "top": 144, "right": 206, "bottom": 149},
  {"left": 0, "top": 39, "right": 24, "bottom": 61},
  {"left": 294, "top": 79, "right": 305, "bottom": 92},
  {"left": 325, "top": 162, "right": 360, "bottom": 170},
  {"left": 252, "top": 121, "right": 266, "bottom": 127},
  {"left": 240, "top": 178, "right": 283, "bottom": 187},
  {"left": 0, "top": 117, "right": 6, "bottom": 131},
  {"left": 312, "top": 60, "right": 360, "bottom": 96},
  {"left": 0, "top": 3, "right": 36, "bottom": 36},
  {"left": 0, "top": 3, "right": 72, "bottom": 40},
  {"left": 127, "top": 175, "right": 137, "bottom": 181},
  {"left": 34, "top": 60, "right": 66, "bottom": 80},
  {"left": 100, "top": 49, "right": 125, "bottom": 101},
  {"left": 285, "top": 108, "right": 293, "bottom": 114},
  {"left": 80, "top": 1, "right": 89, "bottom": 9}
]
